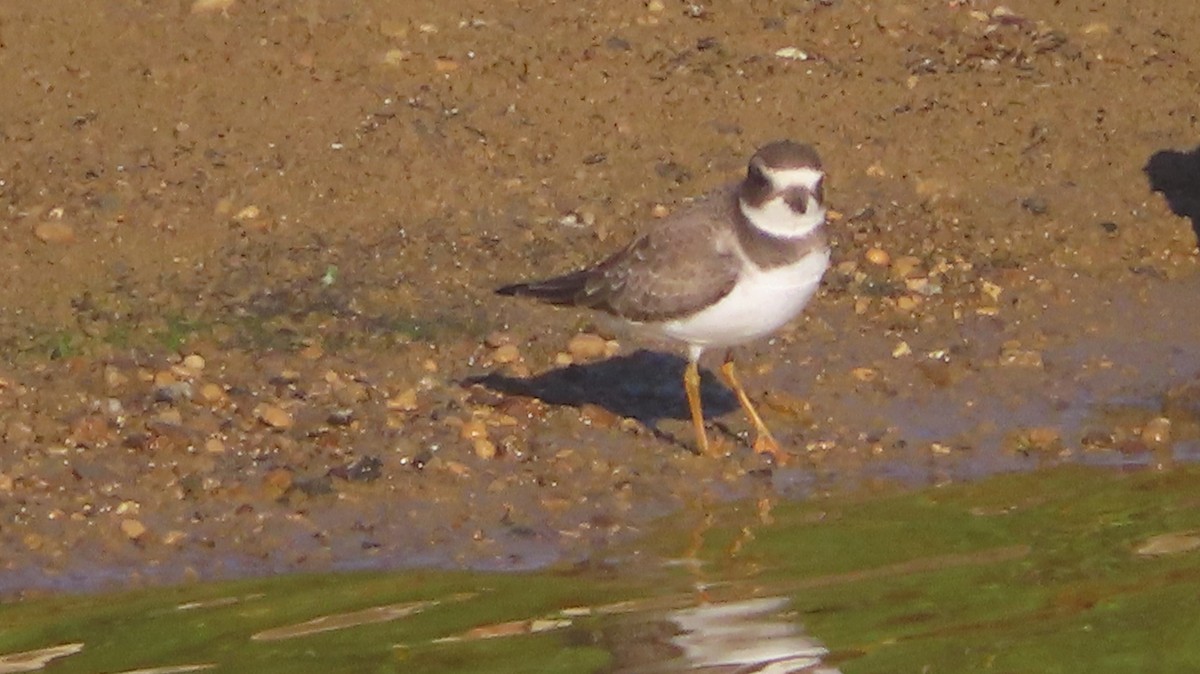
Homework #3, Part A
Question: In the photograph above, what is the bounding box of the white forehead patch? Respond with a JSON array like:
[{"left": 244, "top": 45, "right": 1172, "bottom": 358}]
[
  {"left": 761, "top": 166, "right": 823, "bottom": 190},
  {"left": 739, "top": 198, "right": 826, "bottom": 240}
]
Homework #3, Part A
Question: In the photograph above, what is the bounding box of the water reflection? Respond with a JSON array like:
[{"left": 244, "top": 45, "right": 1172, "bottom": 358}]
[{"left": 608, "top": 596, "right": 840, "bottom": 674}]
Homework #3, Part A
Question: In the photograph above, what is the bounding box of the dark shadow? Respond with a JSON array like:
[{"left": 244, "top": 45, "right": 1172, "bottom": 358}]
[
  {"left": 1145, "top": 146, "right": 1200, "bottom": 243},
  {"left": 465, "top": 349, "right": 738, "bottom": 429}
]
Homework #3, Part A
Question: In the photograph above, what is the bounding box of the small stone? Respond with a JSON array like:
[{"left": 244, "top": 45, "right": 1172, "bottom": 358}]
[
  {"left": 484, "top": 331, "right": 514, "bottom": 348},
  {"left": 183, "top": 354, "right": 206, "bottom": 371},
  {"left": 434, "top": 58, "right": 459, "bottom": 73},
  {"left": 774, "top": 47, "right": 809, "bottom": 61},
  {"left": 891, "top": 255, "right": 922, "bottom": 279},
  {"left": 651, "top": 204, "right": 671, "bottom": 218},
  {"left": 204, "top": 437, "right": 226, "bottom": 454},
  {"left": 473, "top": 438, "right": 498, "bottom": 459},
  {"left": 1020, "top": 196, "right": 1049, "bottom": 215},
  {"left": 1009, "top": 427, "right": 1061, "bottom": 454},
  {"left": 1135, "top": 531, "right": 1200, "bottom": 557},
  {"left": 580, "top": 403, "right": 619, "bottom": 429},
  {"left": 233, "top": 205, "right": 260, "bottom": 222},
  {"left": 104, "top": 366, "right": 130, "bottom": 389},
  {"left": 34, "top": 221, "right": 76, "bottom": 244},
  {"left": 999, "top": 343, "right": 1044, "bottom": 368},
  {"left": 121, "top": 518, "right": 148, "bottom": 540},
  {"left": 191, "top": 0, "right": 235, "bottom": 12},
  {"left": 851, "top": 367, "right": 879, "bottom": 382},
  {"left": 493, "top": 344, "right": 520, "bottom": 364},
  {"left": 865, "top": 247, "right": 890, "bottom": 266},
  {"left": 257, "top": 404, "right": 294, "bottom": 430},
  {"left": 892, "top": 341, "right": 912, "bottom": 358},
  {"left": 262, "top": 468, "right": 293, "bottom": 497},
  {"left": 383, "top": 49, "right": 411, "bottom": 66},
  {"left": 567, "top": 333, "right": 608, "bottom": 361},
  {"left": 460, "top": 418, "right": 489, "bottom": 441},
  {"left": 1140, "top": 417, "right": 1172, "bottom": 448},
  {"left": 389, "top": 388, "right": 419, "bottom": 412},
  {"left": 199, "top": 383, "right": 226, "bottom": 404}
]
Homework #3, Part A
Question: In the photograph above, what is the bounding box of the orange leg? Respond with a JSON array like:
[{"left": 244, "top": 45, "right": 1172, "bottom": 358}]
[
  {"left": 684, "top": 359, "right": 719, "bottom": 457},
  {"left": 719, "top": 352, "right": 789, "bottom": 465}
]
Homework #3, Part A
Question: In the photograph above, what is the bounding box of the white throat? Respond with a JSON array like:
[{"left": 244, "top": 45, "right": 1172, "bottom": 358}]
[{"left": 738, "top": 196, "right": 826, "bottom": 239}]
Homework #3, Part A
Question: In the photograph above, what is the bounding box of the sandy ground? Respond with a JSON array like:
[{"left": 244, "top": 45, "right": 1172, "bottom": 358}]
[{"left": 1, "top": 0, "right": 1199, "bottom": 596}]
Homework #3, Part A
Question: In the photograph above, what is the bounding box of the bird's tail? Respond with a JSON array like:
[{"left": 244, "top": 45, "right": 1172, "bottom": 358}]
[{"left": 495, "top": 269, "right": 592, "bottom": 306}]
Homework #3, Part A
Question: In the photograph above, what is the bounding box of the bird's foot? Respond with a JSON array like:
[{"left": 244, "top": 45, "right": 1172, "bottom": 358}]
[
  {"left": 696, "top": 431, "right": 734, "bottom": 459},
  {"left": 751, "top": 433, "right": 790, "bottom": 466}
]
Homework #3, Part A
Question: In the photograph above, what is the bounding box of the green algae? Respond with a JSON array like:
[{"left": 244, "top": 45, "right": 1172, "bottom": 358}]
[{"left": 0, "top": 465, "right": 1197, "bottom": 673}]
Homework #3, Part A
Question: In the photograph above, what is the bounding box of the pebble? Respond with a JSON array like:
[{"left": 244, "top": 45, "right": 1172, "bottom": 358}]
[
  {"left": 233, "top": 205, "right": 260, "bottom": 221},
  {"left": 1135, "top": 532, "right": 1200, "bottom": 557},
  {"left": 120, "top": 518, "right": 148, "bottom": 540},
  {"left": 191, "top": 0, "right": 235, "bottom": 13},
  {"left": 1020, "top": 196, "right": 1049, "bottom": 215},
  {"left": 484, "top": 331, "right": 514, "bottom": 348},
  {"left": 980, "top": 280, "right": 1004, "bottom": 302},
  {"left": 580, "top": 403, "right": 619, "bottom": 429},
  {"left": 999, "top": 345, "right": 1044, "bottom": 368},
  {"left": 493, "top": 344, "right": 520, "bottom": 364},
  {"left": 851, "top": 367, "right": 879, "bottom": 382},
  {"left": 1140, "top": 417, "right": 1172, "bottom": 448},
  {"left": 257, "top": 404, "right": 294, "bottom": 430},
  {"left": 104, "top": 366, "right": 129, "bottom": 389},
  {"left": 388, "top": 388, "right": 419, "bottom": 412},
  {"left": 473, "top": 438, "right": 498, "bottom": 460},
  {"left": 35, "top": 221, "right": 76, "bottom": 244},
  {"left": 1010, "top": 427, "right": 1061, "bottom": 454},
  {"left": 183, "top": 354, "right": 206, "bottom": 371},
  {"left": 865, "top": 247, "right": 890, "bottom": 266},
  {"left": 460, "top": 418, "right": 489, "bottom": 441},
  {"left": 567, "top": 333, "right": 608, "bottom": 361},
  {"left": 262, "top": 468, "right": 293, "bottom": 497},
  {"left": 891, "top": 255, "right": 922, "bottom": 278},
  {"left": 199, "top": 383, "right": 226, "bottom": 404}
]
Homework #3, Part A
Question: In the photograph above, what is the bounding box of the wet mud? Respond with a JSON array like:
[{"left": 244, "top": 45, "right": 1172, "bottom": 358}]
[{"left": 1, "top": 0, "right": 1199, "bottom": 595}]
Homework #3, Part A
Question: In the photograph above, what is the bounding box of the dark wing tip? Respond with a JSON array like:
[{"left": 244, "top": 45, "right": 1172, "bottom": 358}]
[{"left": 493, "top": 270, "right": 593, "bottom": 306}]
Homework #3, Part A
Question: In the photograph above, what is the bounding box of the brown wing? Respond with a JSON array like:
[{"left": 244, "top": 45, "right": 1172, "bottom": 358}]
[{"left": 569, "top": 191, "right": 741, "bottom": 322}]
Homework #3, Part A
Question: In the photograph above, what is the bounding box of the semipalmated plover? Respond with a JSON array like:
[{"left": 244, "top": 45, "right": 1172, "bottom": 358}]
[{"left": 497, "top": 141, "right": 830, "bottom": 463}]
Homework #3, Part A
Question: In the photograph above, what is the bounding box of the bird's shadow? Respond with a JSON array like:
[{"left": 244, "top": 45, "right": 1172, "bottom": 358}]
[
  {"left": 465, "top": 349, "right": 739, "bottom": 434},
  {"left": 1145, "top": 145, "right": 1200, "bottom": 244}
]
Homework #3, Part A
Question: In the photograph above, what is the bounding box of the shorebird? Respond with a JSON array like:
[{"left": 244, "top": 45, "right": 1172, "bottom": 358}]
[{"left": 497, "top": 141, "right": 830, "bottom": 463}]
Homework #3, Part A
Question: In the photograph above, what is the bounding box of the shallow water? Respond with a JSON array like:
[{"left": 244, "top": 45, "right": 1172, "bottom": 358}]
[{"left": 3, "top": 465, "right": 1197, "bottom": 673}]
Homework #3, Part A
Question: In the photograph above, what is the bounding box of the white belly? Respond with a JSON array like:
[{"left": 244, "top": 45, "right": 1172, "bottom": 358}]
[{"left": 658, "top": 249, "right": 829, "bottom": 349}]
